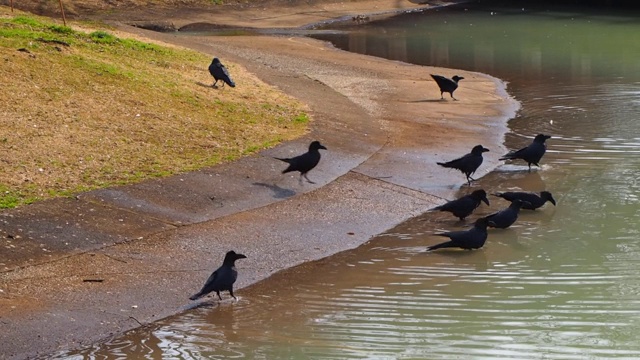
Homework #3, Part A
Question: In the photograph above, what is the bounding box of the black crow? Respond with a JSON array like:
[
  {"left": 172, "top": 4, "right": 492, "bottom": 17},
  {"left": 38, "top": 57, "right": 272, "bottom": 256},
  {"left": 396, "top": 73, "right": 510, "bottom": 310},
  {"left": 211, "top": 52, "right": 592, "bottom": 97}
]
[
  {"left": 430, "top": 74, "right": 464, "bottom": 100},
  {"left": 437, "top": 145, "right": 490, "bottom": 186},
  {"left": 493, "top": 191, "right": 556, "bottom": 210},
  {"left": 485, "top": 199, "right": 525, "bottom": 229},
  {"left": 190, "top": 250, "right": 247, "bottom": 301},
  {"left": 427, "top": 217, "right": 489, "bottom": 251},
  {"left": 275, "top": 141, "right": 327, "bottom": 184},
  {"left": 209, "top": 57, "right": 236, "bottom": 88},
  {"left": 432, "top": 189, "right": 490, "bottom": 220},
  {"left": 500, "top": 134, "right": 551, "bottom": 171}
]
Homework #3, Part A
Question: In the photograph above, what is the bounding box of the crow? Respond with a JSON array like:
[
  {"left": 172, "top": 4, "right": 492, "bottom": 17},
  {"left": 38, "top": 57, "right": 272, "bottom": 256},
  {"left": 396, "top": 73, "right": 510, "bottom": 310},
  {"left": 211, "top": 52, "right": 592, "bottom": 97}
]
[
  {"left": 431, "top": 189, "right": 490, "bottom": 220},
  {"left": 500, "top": 134, "right": 551, "bottom": 171},
  {"left": 427, "top": 217, "right": 489, "bottom": 251},
  {"left": 275, "top": 141, "right": 327, "bottom": 184},
  {"left": 437, "top": 145, "right": 490, "bottom": 186},
  {"left": 493, "top": 191, "right": 556, "bottom": 210},
  {"left": 209, "top": 57, "right": 236, "bottom": 88},
  {"left": 190, "top": 250, "right": 247, "bottom": 301},
  {"left": 485, "top": 199, "right": 526, "bottom": 229},
  {"left": 430, "top": 74, "right": 464, "bottom": 100}
]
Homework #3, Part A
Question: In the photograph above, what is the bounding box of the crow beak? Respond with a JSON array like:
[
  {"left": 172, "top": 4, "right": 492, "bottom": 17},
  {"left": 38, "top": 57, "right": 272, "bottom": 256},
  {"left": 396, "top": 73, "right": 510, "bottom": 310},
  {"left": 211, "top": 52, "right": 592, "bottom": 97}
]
[
  {"left": 549, "top": 197, "right": 557, "bottom": 206},
  {"left": 482, "top": 197, "right": 490, "bottom": 206},
  {"left": 320, "top": 145, "right": 327, "bottom": 150},
  {"left": 482, "top": 147, "right": 490, "bottom": 152},
  {"left": 236, "top": 254, "right": 247, "bottom": 259}
]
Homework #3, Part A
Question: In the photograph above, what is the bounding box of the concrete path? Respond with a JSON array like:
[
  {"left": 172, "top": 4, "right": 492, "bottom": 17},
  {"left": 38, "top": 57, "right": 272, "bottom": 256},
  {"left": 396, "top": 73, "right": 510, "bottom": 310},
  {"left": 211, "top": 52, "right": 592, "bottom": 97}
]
[{"left": 0, "top": 4, "right": 518, "bottom": 359}]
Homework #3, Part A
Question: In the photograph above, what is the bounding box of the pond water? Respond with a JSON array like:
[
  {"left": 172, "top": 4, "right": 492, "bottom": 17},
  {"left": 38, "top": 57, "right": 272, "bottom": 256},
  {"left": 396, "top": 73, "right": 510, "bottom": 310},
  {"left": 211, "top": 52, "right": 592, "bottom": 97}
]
[{"left": 62, "top": 2, "right": 640, "bottom": 359}]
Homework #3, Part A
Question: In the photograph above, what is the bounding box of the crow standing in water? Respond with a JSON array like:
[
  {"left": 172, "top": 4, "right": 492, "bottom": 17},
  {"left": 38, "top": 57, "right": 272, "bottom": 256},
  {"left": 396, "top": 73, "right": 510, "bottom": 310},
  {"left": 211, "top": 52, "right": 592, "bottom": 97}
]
[
  {"left": 431, "top": 189, "right": 490, "bottom": 221},
  {"left": 427, "top": 217, "right": 489, "bottom": 251},
  {"left": 493, "top": 191, "right": 556, "bottom": 210},
  {"left": 437, "top": 145, "right": 490, "bottom": 186},
  {"left": 485, "top": 199, "right": 526, "bottom": 229},
  {"left": 275, "top": 141, "right": 327, "bottom": 184},
  {"left": 430, "top": 74, "right": 464, "bottom": 100},
  {"left": 190, "top": 250, "right": 247, "bottom": 301},
  {"left": 209, "top": 57, "right": 236, "bottom": 88},
  {"left": 500, "top": 134, "right": 551, "bottom": 171}
]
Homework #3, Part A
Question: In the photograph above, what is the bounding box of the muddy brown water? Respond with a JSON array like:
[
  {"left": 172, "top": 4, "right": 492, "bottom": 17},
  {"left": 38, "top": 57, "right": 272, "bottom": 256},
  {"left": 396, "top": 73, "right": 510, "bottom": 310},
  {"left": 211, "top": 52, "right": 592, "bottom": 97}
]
[{"left": 58, "top": 1, "right": 640, "bottom": 359}]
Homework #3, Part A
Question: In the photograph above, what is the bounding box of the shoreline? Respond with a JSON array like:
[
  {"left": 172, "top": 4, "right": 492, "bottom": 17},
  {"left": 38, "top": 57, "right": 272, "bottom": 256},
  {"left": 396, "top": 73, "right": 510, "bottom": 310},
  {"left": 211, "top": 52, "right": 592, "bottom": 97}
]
[{"left": 0, "top": 1, "right": 519, "bottom": 358}]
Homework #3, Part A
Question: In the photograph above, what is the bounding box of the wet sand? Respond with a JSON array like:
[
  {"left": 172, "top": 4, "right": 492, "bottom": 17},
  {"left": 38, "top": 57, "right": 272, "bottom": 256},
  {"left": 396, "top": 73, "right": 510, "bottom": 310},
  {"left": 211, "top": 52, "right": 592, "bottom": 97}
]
[{"left": 0, "top": 1, "right": 518, "bottom": 358}]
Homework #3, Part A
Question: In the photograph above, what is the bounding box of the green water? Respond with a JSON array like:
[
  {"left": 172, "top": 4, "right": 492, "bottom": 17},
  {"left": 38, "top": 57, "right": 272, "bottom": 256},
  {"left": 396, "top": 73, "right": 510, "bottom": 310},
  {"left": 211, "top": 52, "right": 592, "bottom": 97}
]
[{"left": 61, "top": 2, "right": 640, "bottom": 359}]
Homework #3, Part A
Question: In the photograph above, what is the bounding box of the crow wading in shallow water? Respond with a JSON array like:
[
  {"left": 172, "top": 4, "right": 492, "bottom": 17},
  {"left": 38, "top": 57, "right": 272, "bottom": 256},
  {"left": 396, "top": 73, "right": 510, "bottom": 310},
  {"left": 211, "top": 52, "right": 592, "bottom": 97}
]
[
  {"left": 430, "top": 74, "right": 464, "bottom": 100},
  {"left": 209, "top": 57, "right": 236, "bottom": 88},
  {"left": 500, "top": 134, "right": 551, "bottom": 171},
  {"left": 427, "top": 217, "right": 489, "bottom": 251},
  {"left": 275, "top": 141, "right": 327, "bottom": 184},
  {"left": 437, "top": 145, "right": 490, "bottom": 186},
  {"left": 493, "top": 191, "right": 556, "bottom": 210},
  {"left": 190, "top": 251, "right": 247, "bottom": 301},
  {"left": 485, "top": 199, "right": 526, "bottom": 229},
  {"left": 431, "top": 189, "right": 490, "bottom": 221}
]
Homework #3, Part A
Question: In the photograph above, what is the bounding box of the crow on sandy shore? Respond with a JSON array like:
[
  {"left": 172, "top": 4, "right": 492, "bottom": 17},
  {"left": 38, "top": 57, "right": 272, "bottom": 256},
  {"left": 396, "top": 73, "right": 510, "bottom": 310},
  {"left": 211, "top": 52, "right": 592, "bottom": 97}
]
[
  {"left": 190, "top": 250, "right": 247, "bottom": 301},
  {"left": 430, "top": 74, "right": 464, "bottom": 100},
  {"left": 437, "top": 145, "right": 490, "bottom": 186},
  {"left": 275, "top": 141, "right": 327, "bottom": 184}
]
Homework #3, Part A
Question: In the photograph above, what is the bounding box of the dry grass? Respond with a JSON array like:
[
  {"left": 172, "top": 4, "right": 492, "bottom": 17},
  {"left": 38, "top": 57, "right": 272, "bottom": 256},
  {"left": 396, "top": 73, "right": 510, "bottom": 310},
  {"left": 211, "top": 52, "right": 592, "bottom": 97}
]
[{"left": 0, "top": 7, "right": 309, "bottom": 208}]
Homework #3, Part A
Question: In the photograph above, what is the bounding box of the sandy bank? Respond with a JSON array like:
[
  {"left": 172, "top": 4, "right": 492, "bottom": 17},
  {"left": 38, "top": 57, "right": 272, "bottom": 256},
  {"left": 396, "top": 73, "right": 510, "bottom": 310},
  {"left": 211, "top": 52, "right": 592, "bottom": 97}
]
[{"left": 0, "top": 1, "right": 518, "bottom": 358}]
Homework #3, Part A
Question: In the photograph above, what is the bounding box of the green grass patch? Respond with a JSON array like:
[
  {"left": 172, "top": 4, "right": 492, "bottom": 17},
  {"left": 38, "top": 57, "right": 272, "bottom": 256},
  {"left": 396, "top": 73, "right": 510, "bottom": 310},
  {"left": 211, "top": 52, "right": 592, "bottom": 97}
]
[{"left": 0, "top": 9, "right": 310, "bottom": 208}]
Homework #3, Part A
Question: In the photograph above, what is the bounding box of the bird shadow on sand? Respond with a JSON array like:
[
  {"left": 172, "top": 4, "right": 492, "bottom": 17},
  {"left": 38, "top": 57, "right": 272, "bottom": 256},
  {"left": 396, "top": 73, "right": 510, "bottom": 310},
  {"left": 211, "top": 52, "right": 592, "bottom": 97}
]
[
  {"left": 401, "top": 99, "right": 448, "bottom": 103},
  {"left": 253, "top": 182, "right": 296, "bottom": 199},
  {"left": 195, "top": 81, "right": 215, "bottom": 89},
  {"left": 181, "top": 300, "right": 219, "bottom": 311}
]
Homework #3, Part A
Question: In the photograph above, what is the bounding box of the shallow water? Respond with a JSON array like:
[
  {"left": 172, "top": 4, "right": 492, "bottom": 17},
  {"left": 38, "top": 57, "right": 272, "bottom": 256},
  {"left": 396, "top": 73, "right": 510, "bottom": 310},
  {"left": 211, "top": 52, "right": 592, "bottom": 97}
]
[{"left": 61, "top": 2, "right": 640, "bottom": 359}]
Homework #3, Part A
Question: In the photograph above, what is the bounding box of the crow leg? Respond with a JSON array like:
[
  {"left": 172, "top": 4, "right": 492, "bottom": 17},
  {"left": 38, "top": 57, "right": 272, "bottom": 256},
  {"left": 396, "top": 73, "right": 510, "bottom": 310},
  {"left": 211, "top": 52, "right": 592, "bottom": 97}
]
[
  {"left": 451, "top": 93, "right": 458, "bottom": 101},
  {"left": 466, "top": 174, "right": 476, "bottom": 186},
  {"left": 216, "top": 291, "right": 222, "bottom": 301},
  {"left": 440, "top": 92, "right": 444, "bottom": 100},
  {"left": 298, "top": 174, "right": 304, "bottom": 185},
  {"left": 303, "top": 173, "right": 316, "bottom": 184},
  {"left": 212, "top": 80, "right": 218, "bottom": 88},
  {"left": 229, "top": 289, "right": 237, "bottom": 300}
]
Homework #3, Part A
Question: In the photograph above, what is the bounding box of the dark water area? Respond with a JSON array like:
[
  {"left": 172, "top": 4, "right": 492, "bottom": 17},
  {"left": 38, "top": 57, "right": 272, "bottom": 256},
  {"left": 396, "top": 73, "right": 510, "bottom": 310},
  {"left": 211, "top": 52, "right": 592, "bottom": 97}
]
[{"left": 58, "top": 2, "right": 640, "bottom": 359}]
